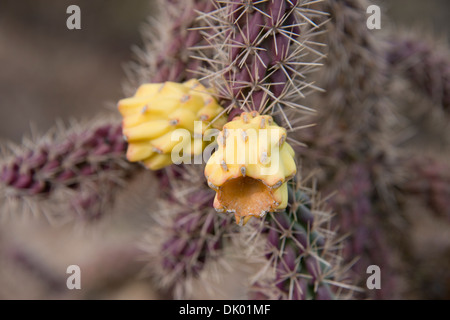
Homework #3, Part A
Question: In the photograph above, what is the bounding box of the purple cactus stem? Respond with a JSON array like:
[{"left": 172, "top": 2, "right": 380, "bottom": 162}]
[
  {"left": 274, "top": 212, "right": 290, "bottom": 230},
  {"left": 57, "top": 169, "right": 75, "bottom": 182},
  {"left": 316, "top": 285, "right": 333, "bottom": 300},
  {"left": 282, "top": 245, "right": 297, "bottom": 272},
  {"left": 267, "top": 0, "right": 287, "bottom": 27},
  {"left": 184, "top": 240, "right": 201, "bottom": 258},
  {"left": 203, "top": 0, "right": 322, "bottom": 114},
  {"left": 267, "top": 222, "right": 281, "bottom": 249},
  {"left": 387, "top": 36, "right": 450, "bottom": 112},
  {"left": 305, "top": 256, "right": 320, "bottom": 282},
  {"left": 293, "top": 229, "right": 308, "bottom": 250},
  {"left": 292, "top": 278, "right": 308, "bottom": 300},
  {"left": 296, "top": 203, "right": 314, "bottom": 227},
  {"left": 269, "top": 68, "right": 287, "bottom": 97},
  {"left": 400, "top": 156, "right": 450, "bottom": 220},
  {"left": 13, "top": 172, "right": 33, "bottom": 189},
  {"left": 270, "top": 33, "right": 290, "bottom": 64}
]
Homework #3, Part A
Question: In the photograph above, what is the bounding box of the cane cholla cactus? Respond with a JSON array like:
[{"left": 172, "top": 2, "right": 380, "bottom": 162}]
[
  {"left": 133, "top": 0, "right": 345, "bottom": 300},
  {"left": 126, "top": 0, "right": 215, "bottom": 92},
  {"left": 142, "top": 165, "right": 234, "bottom": 299},
  {"left": 193, "top": 0, "right": 328, "bottom": 119},
  {"left": 0, "top": 119, "right": 133, "bottom": 223},
  {"left": 205, "top": 111, "right": 296, "bottom": 225},
  {"left": 315, "top": 0, "right": 391, "bottom": 139},
  {"left": 119, "top": 79, "right": 226, "bottom": 170},
  {"left": 387, "top": 34, "right": 450, "bottom": 114},
  {"left": 235, "top": 177, "right": 356, "bottom": 300},
  {"left": 7, "top": 0, "right": 450, "bottom": 301},
  {"left": 301, "top": 0, "right": 400, "bottom": 298}
]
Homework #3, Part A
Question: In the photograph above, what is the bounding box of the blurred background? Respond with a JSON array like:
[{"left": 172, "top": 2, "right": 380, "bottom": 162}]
[
  {"left": 0, "top": 0, "right": 449, "bottom": 143},
  {"left": 0, "top": 0, "right": 151, "bottom": 143}
]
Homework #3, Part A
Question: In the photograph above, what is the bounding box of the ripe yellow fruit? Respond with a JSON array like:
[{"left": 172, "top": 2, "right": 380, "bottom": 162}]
[
  {"left": 204, "top": 111, "right": 297, "bottom": 225},
  {"left": 118, "top": 80, "right": 226, "bottom": 170}
]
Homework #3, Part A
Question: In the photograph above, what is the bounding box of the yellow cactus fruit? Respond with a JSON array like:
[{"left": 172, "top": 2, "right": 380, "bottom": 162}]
[
  {"left": 204, "top": 111, "right": 297, "bottom": 226},
  {"left": 118, "top": 80, "right": 226, "bottom": 170}
]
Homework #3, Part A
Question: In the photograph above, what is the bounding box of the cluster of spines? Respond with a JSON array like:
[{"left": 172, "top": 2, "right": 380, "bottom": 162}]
[
  {"left": 305, "top": 0, "right": 399, "bottom": 299},
  {"left": 142, "top": 166, "right": 234, "bottom": 299},
  {"left": 125, "top": 0, "right": 214, "bottom": 95},
  {"left": 328, "top": 162, "right": 399, "bottom": 299},
  {"left": 0, "top": 121, "right": 133, "bottom": 221},
  {"left": 192, "top": 0, "right": 328, "bottom": 120},
  {"left": 237, "top": 178, "right": 354, "bottom": 300},
  {"left": 315, "top": 0, "right": 391, "bottom": 138},
  {"left": 123, "top": 0, "right": 238, "bottom": 299},
  {"left": 387, "top": 34, "right": 450, "bottom": 114}
]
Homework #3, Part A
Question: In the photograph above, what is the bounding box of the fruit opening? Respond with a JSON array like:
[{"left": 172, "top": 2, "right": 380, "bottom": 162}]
[{"left": 218, "top": 176, "right": 277, "bottom": 221}]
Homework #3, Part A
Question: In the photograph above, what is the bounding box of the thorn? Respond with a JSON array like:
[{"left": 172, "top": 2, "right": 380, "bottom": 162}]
[
  {"left": 221, "top": 160, "right": 228, "bottom": 171},
  {"left": 272, "top": 180, "right": 283, "bottom": 189},
  {"left": 260, "top": 117, "right": 266, "bottom": 128},
  {"left": 260, "top": 151, "right": 268, "bottom": 164},
  {"left": 240, "top": 166, "right": 246, "bottom": 177},
  {"left": 279, "top": 134, "right": 287, "bottom": 146},
  {"left": 241, "top": 130, "right": 248, "bottom": 142},
  {"left": 208, "top": 181, "right": 219, "bottom": 190}
]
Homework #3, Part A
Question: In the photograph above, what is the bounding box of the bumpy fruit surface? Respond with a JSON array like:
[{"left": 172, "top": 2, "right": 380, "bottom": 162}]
[
  {"left": 118, "top": 80, "right": 226, "bottom": 170},
  {"left": 205, "top": 111, "right": 297, "bottom": 225}
]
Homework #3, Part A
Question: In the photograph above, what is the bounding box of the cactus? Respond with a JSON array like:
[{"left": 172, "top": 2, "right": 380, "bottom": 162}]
[
  {"left": 193, "top": 0, "right": 328, "bottom": 118},
  {"left": 397, "top": 156, "right": 450, "bottom": 221},
  {"left": 297, "top": 0, "right": 401, "bottom": 298},
  {"left": 387, "top": 34, "right": 450, "bottom": 115},
  {"left": 125, "top": 0, "right": 215, "bottom": 93},
  {"left": 141, "top": 165, "right": 234, "bottom": 299},
  {"left": 0, "top": 119, "right": 134, "bottom": 222},
  {"left": 238, "top": 178, "right": 356, "bottom": 300},
  {"left": 132, "top": 0, "right": 347, "bottom": 299},
  {"left": 1, "top": 0, "right": 450, "bottom": 301}
]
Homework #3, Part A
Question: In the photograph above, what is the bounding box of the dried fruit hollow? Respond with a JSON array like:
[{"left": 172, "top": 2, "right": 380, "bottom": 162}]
[
  {"left": 205, "top": 112, "right": 295, "bottom": 225},
  {"left": 219, "top": 177, "right": 276, "bottom": 220}
]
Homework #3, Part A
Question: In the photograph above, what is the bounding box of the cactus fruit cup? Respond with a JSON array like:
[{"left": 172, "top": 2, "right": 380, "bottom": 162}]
[
  {"left": 205, "top": 111, "right": 296, "bottom": 225},
  {"left": 119, "top": 80, "right": 227, "bottom": 170}
]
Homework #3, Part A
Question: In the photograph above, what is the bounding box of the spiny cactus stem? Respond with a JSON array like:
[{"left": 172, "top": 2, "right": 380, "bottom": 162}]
[
  {"left": 192, "top": 0, "right": 327, "bottom": 119},
  {"left": 387, "top": 36, "right": 450, "bottom": 113}
]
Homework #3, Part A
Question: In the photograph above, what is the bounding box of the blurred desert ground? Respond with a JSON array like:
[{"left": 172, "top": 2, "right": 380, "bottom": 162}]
[{"left": 0, "top": 0, "right": 449, "bottom": 143}]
